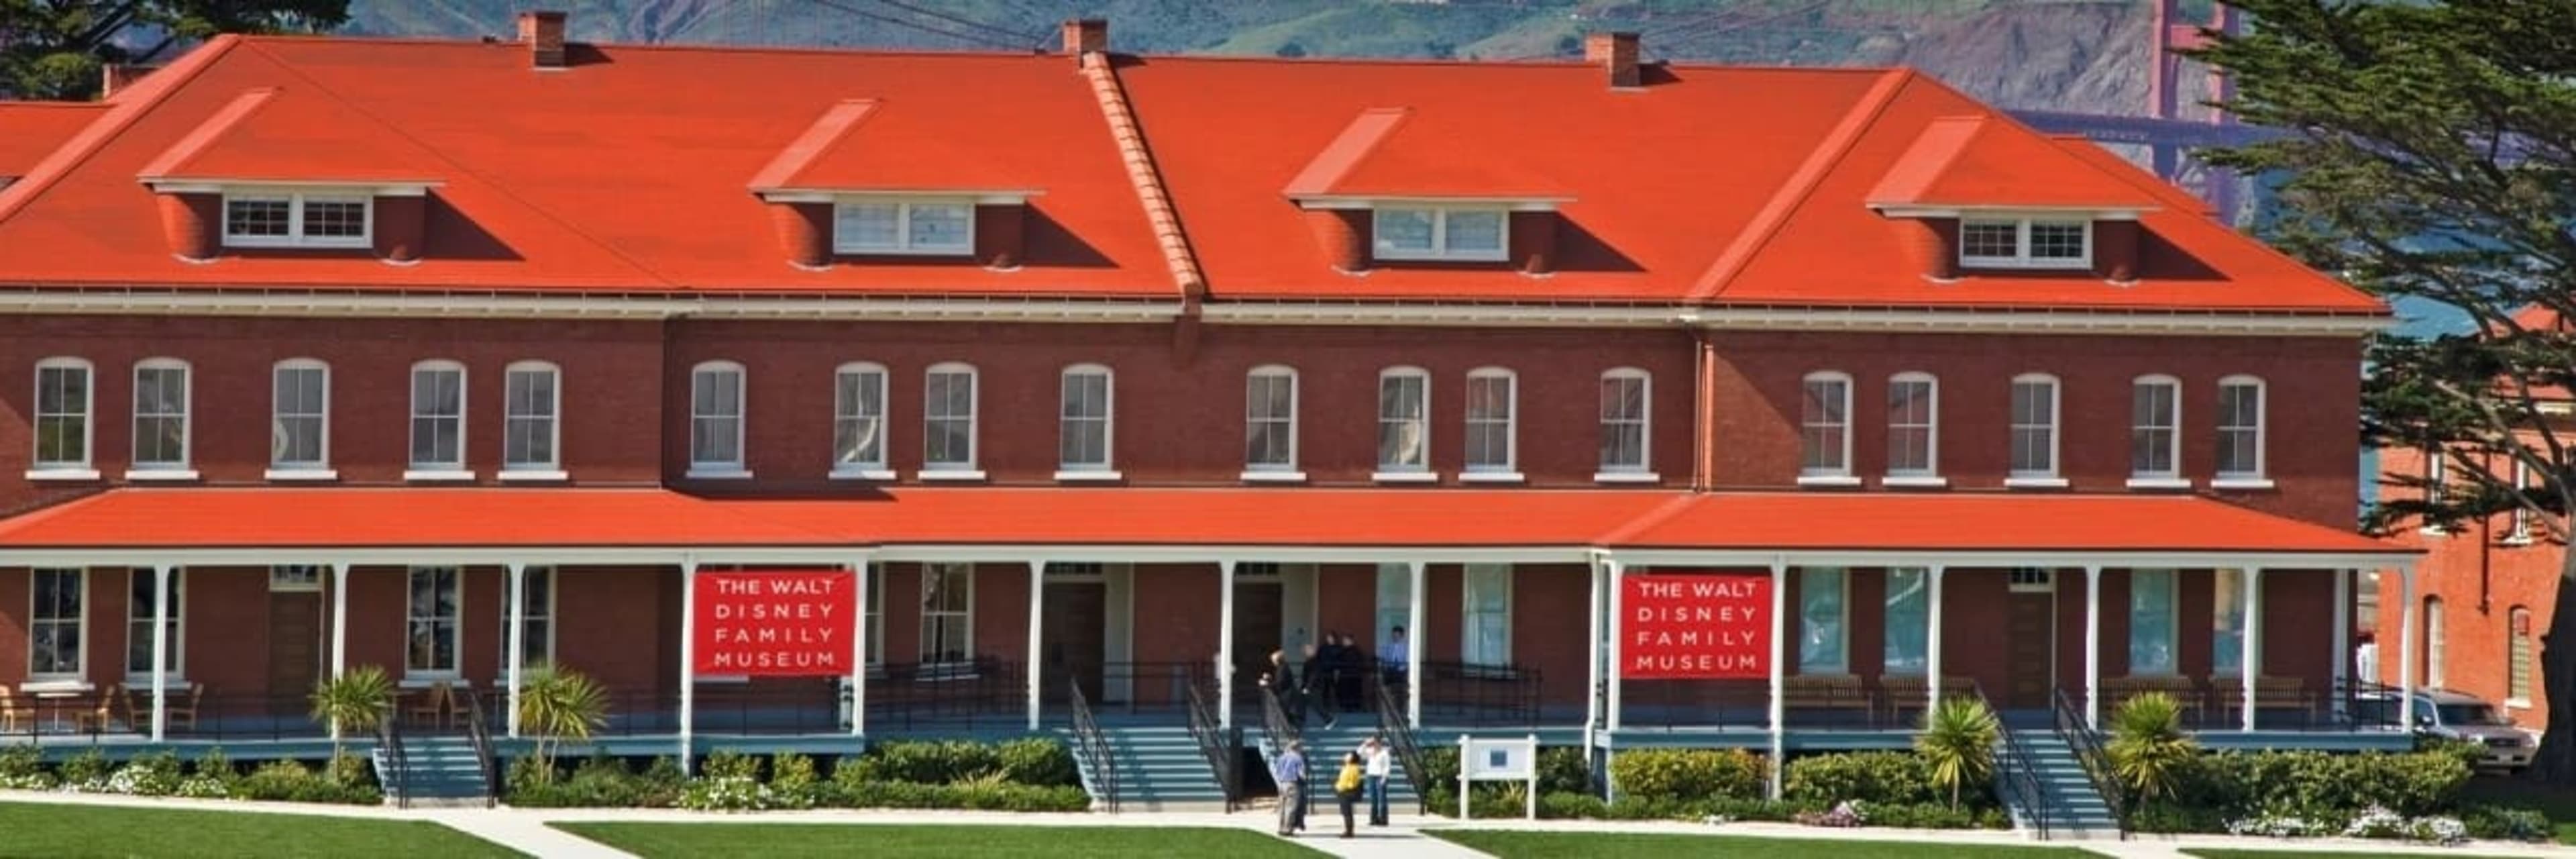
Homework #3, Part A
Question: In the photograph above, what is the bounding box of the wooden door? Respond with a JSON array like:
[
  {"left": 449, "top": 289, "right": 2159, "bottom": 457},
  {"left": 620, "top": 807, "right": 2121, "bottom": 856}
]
[
  {"left": 2005, "top": 592, "right": 2056, "bottom": 709},
  {"left": 1232, "top": 582, "right": 1285, "bottom": 700},
  {"left": 269, "top": 591, "right": 322, "bottom": 715},
  {"left": 1042, "top": 583, "right": 1107, "bottom": 704}
]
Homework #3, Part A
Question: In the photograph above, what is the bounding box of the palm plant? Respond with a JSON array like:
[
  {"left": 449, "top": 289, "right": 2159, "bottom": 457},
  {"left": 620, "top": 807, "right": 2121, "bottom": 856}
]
[
  {"left": 1914, "top": 694, "right": 1999, "bottom": 809},
  {"left": 2104, "top": 692, "right": 2198, "bottom": 803},
  {"left": 308, "top": 665, "right": 394, "bottom": 760},
  {"left": 516, "top": 664, "right": 608, "bottom": 782}
]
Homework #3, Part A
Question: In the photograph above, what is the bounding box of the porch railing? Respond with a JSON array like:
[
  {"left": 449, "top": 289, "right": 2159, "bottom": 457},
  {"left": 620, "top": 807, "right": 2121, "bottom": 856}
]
[
  {"left": 1183, "top": 676, "right": 1240, "bottom": 811},
  {"left": 2053, "top": 687, "right": 2127, "bottom": 838},
  {"left": 1983, "top": 685, "right": 2053, "bottom": 841},
  {"left": 375, "top": 710, "right": 411, "bottom": 810},
  {"left": 1416, "top": 661, "right": 1544, "bottom": 728},
  {"left": 1369, "top": 671, "right": 1429, "bottom": 814},
  {"left": 1067, "top": 678, "right": 1119, "bottom": 813}
]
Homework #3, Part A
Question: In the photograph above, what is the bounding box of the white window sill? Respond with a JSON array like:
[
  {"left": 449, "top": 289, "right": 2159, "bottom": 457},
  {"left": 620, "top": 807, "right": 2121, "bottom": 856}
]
[
  {"left": 123, "top": 468, "right": 199, "bottom": 482},
  {"left": 2125, "top": 476, "right": 2193, "bottom": 491},
  {"left": 1053, "top": 469, "right": 1124, "bottom": 483},
  {"left": 497, "top": 469, "right": 570, "bottom": 483},
  {"left": 918, "top": 468, "right": 987, "bottom": 482},
  {"left": 403, "top": 468, "right": 477, "bottom": 482},
  {"left": 123, "top": 676, "right": 191, "bottom": 691},
  {"left": 19, "top": 679, "right": 94, "bottom": 694},
  {"left": 25, "top": 468, "right": 101, "bottom": 482},
  {"left": 1593, "top": 471, "right": 1661, "bottom": 485},
  {"left": 1796, "top": 474, "right": 1862, "bottom": 487},
  {"left": 2210, "top": 477, "right": 2276, "bottom": 491},
  {"left": 2004, "top": 476, "right": 2070, "bottom": 489},
  {"left": 1458, "top": 471, "right": 1524, "bottom": 484},
  {"left": 1372, "top": 470, "right": 1438, "bottom": 484},
  {"left": 1882, "top": 475, "right": 1948, "bottom": 489},
  {"left": 1241, "top": 470, "right": 1307, "bottom": 484},
  {"left": 685, "top": 467, "right": 755, "bottom": 481},
  {"left": 2507, "top": 698, "right": 2532, "bottom": 709},
  {"left": 264, "top": 468, "right": 339, "bottom": 482},
  {"left": 828, "top": 467, "right": 898, "bottom": 481},
  {"left": 2418, "top": 526, "right": 2449, "bottom": 538},
  {"left": 398, "top": 675, "right": 464, "bottom": 689}
]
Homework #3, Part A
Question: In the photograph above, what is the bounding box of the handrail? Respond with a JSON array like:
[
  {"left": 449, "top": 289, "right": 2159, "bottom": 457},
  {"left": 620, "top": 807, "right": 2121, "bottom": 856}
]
[
  {"left": 1976, "top": 685, "right": 2051, "bottom": 841},
  {"left": 1067, "top": 678, "right": 1120, "bottom": 813},
  {"left": 1371, "top": 672, "right": 1430, "bottom": 814},
  {"left": 1183, "top": 676, "right": 1240, "bottom": 811},
  {"left": 2053, "top": 688, "right": 2128, "bottom": 838},
  {"left": 456, "top": 687, "right": 498, "bottom": 809},
  {"left": 1258, "top": 682, "right": 1299, "bottom": 754},
  {"left": 374, "top": 708, "right": 411, "bottom": 809}
]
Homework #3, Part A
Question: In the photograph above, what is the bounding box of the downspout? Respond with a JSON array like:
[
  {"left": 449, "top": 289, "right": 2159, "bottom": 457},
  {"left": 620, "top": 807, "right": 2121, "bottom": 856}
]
[{"left": 1692, "top": 329, "right": 1718, "bottom": 491}]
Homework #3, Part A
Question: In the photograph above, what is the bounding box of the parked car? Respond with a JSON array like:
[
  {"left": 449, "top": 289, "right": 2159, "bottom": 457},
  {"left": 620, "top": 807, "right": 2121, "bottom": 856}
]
[{"left": 2353, "top": 688, "right": 2538, "bottom": 771}]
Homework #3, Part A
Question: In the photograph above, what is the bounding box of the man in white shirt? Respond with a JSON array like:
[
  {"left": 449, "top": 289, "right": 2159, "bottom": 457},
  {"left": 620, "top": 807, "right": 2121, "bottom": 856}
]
[
  {"left": 2355, "top": 631, "right": 2380, "bottom": 687},
  {"left": 1362, "top": 736, "right": 1394, "bottom": 826}
]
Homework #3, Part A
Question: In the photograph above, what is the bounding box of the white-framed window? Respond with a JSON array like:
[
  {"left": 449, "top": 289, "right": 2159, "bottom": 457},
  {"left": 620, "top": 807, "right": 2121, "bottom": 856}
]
[
  {"left": 2212, "top": 568, "right": 2249, "bottom": 676},
  {"left": 1373, "top": 205, "right": 1507, "bottom": 262},
  {"left": 29, "top": 568, "right": 83, "bottom": 680},
  {"left": 1059, "top": 364, "right": 1113, "bottom": 472},
  {"left": 221, "top": 192, "right": 370, "bottom": 249},
  {"left": 507, "top": 566, "right": 555, "bottom": 670},
  {"left": 407, "top": 566, "right": 461, "bottom": 677},
  {"left": 920, "top": 562, "right": 973, "bottom": 666},
  {"left": 1958, "top": 217, "right": 2090, "bottom": 269},
  {"left": 2508, "top": 606, "right": 2534, "bottom": 706},
  {"left": 126, "top": 569, "right": 184, "bottom": 679},
  {"left": 409, "top": 360, "right": 466, "bottom": 471},
  {"left": 271, "top": 359, "right": 329, "bottom": 470},
  {"left": 2009, "top": 373, "right": 2061, "bottom": 479},
  {"left": 131, "top": 358, "right": 191, "bottom": 471},
  {"left": 1798, "top": 567, "right": 1848, "bottom": 673},
  {"left": 1462, "top": 564, "right": 1512, "bottom": 668},
  {"left": 2423, "top": 596, "right": 2446, "bottom": 687},
  {"left": 1883, "top": 568, "right": 1929, "bottom": 676},
  {"left": 923, "top": 362, "right": 978, "bottom": 472},
  {"left": 1244, "top": 366, "right": 1299, "bottom": 472},
  {"left": 2131, "top": 375, "right": 2181, "bottom": 479},
  {"left": 1463, "top": 368, "right": 1517, "bottom": 474},
  {"left": 1377, "top": 367, "right": 1430, "bottom": 472},
  {"left": 1886, "top": 372, "right": 1937, "bottom": 477},
  {"left": 502, "top": 361, "right": 561, "bottom": 472},
  {"left": 2509, "top": 459, "right": 2533, "bottom": 542},
  {"left": 689, "top": 360, "right": 745, "bottom": 473},
  {"left": 1800, "top": 372, "right": 1852, "bottom": 476},
  {"left": 833, "top": 362, "right": 888, "bottom": 473},
  {"left": 863, "top": 565, "right": 885, "bottom": 667},
  {"left": 32, "top": 358, "right": 93, "bottom": 471},
  {"left": 2010, "top": 567, "right": 2057, "bottom": 593},
  {"left": 268, "top": 564, "right": 323, "bottom": 593},
  {"left": 832, "top": 198, "right": 973, "bottom": 255},
  {"left": 2128, "top": 568, "right": 2178, "bottom": 675},
  {"left": 1598, "top": 368, "right": 1652, "bottom": 474},
  {"left": 2216, "top": 375, "right": 2266, "bottom": 479}
]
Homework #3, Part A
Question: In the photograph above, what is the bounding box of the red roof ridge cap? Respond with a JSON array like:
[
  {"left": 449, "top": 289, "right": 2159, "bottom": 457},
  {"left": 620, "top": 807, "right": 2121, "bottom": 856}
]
[
  {"left": 134, "top": 87, "right": 279, "bottom": 181},
  {"left": 1082, "top": 52, "right": 1204, "bottom": 302},
  {"left": 1688, "top": 68, "right": 1917, "bottom": 302},
  {"left": 0, "top": 34, "right": 244, "bottom": 225},
  {"left": 745, "top": 99, "right": 881, "bottom": 192},
  {"left": 1282, "top": 107, "right": 1410, "bottom": 198}
]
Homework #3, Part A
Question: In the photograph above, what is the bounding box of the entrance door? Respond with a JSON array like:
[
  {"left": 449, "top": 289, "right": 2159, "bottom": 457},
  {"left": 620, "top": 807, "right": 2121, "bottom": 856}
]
[
  {"left": 269, "top": 591, "right": 322, "bottom": 715},
  {"left": 2004, "top": 590, "right": 2057, "bottom": 709},
  {"left": 1042, "top": 583, "right": 1107, "bottom": 705},
  {"left": 1232, "top": 581, "right": 1285, "bottom": 701}
]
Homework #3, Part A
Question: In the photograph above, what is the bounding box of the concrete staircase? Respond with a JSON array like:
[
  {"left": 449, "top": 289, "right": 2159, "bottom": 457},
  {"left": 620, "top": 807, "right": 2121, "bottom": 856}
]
[
  {"left": 2000, "top": 729, "right": 2120, "bottom": 840},
  {"left": 373, "top": 734, "right": 492, "bottom": 808},
  {"left": 1259, "top": 721, "right": 1424, "bottom": 813},
  {"left": 1077, "top": 726, "right": 1234, "bottom": 811}
]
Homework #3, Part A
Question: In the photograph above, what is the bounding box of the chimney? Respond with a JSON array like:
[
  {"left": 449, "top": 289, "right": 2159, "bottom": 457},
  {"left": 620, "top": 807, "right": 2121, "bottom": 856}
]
[
  {"left": 1062, "top": 18, "right": 1108, "bottom": 57},
  {"left": 99, "top": 64, "right": 156, "bottom": 99},
  {"left": 1585, "top": 32, "right": 1641, "bottom": 88},
  {"left": 519, "top": 10, "right": 568, "bottom": 69}
]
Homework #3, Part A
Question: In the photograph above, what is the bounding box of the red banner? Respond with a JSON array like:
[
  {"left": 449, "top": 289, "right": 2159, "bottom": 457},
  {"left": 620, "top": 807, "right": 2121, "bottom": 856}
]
[
  {"left": 693, "top": 570, "right": 857, "bottom": 676},
  {"left": 1623, "top": 573, "right": 1771, "bottom": 679}
]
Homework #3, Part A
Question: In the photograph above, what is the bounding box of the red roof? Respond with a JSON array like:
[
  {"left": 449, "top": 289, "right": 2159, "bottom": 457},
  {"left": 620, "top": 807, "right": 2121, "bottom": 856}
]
[
  {"left": 1866, "top": 116, "right": 2160, "bottom": 211},
  {"left": 0, "top": 103, "right": 108, "bottom": 181},
  {"left": 0, "top": 487, "right": 2412, "bottom": 558}
]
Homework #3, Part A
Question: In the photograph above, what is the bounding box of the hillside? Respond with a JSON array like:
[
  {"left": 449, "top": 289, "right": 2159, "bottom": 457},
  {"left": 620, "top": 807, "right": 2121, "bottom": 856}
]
[{"left": 341, "top": 0, "right": 2216, "bottom": 117}]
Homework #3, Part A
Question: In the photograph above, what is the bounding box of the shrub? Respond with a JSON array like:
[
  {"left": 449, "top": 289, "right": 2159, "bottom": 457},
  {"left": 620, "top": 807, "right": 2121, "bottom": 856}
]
[
  {"left": 2465, "top": 806, "right": 2553, "bottom": 842},
  {"left": 1538, "top": 791, "right": 1606, "bottom": 819},
  {"left": 835, "top": 780, "right": 1087, "bottom": 811},
  {"left": 0, "top": 744, "right": 52, "bottom": 790},
  {"left": 993, "top": 737, "right": 1077, "bottom": 787},
  {"left": 1794, "top": 799, "right": 1868, "bottom": 827},
  {"left": 855, "top": 740, "right": 996, "bottom": 784},
  {"left": 769, "top": 752, "right": 820, "bottom": 809},
  {"left": 1915, "top": 696, "right": 1998, "bottom": 809},
  {"left": 2106, "top": 693, "right": 2197, "bottom": 803},
  {"left": 324, "top": 751, "right": 374, "bottom": 788},
  {"left": 702, "top": 750, "right": 763, "bottom": 782},
  {"left": 107, "top": 752, "right": 182, "bottom": 796},
  {"left": 679, "top": 775, "right": 774, "bottom": 811},
  {"left": 1785, "top": 752, "right": 1943, "bottom": 807},
  {"left": 232, "top": 758, "right": 380, "bottom": 805},
  {"left": 57, "top": 748, "right": 111, "bottom": 790},
  {"left": 1536, "top": 747, "right": 1590, "bottom": 795},
  {"left": 1609, "top": 748, "right": 1767, "bottom": 803},
  {"left": 192, "top": 747, "right": 236, "bottom": 785},
  {"left": 511, "top": 756, "right": 682, "bottom": 809},
  {"left": 2182, "top": 749, "right": 2469, "bottom": 819}
]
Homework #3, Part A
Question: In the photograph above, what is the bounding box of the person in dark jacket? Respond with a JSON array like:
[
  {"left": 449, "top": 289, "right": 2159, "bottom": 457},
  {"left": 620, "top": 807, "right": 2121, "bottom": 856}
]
[{"left": 1298, "top": 642, "right": 1336, "bottom": 729}]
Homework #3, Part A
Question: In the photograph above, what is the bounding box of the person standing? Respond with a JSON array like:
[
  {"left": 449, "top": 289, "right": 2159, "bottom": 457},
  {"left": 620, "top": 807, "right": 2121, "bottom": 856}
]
[
  {"left": 1299, "top": 642, "right": 1337, "bottom": 729},
  {"left": 2354, "top": 630, "right": 2380, "bottom": 686},
  {"left": 1333, "top": 750, "right": 1365, "bottom": 839},
  {"left": 1377, "top": 625, "right": 1410, "bottom": 693},
  {"left": 1362, "top": 736, "right": 1393, "bottom": 826},
  {"left": 1273, "top": 740, "right": 1307, "bottom": 836}
]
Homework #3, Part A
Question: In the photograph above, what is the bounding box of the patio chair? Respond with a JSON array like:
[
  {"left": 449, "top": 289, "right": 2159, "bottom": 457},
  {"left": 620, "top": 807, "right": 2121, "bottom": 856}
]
[
  {"left": 0, "top": 687, "right": 28, "bottom": 734},
  {"left": 166, "top": 683, "right": 203, "bottom": 731},
  {"left": 405, "top": 681, "right": 453, "bottom": 730},
  {"left": 70, "top": 684, "right": 123, "bottom": 734}
]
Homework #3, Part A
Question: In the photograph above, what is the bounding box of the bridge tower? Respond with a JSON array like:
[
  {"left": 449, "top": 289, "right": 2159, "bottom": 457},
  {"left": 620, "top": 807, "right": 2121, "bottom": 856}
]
[{"left": 2151, "top": 0, "right": 2242, "bottom": 221}]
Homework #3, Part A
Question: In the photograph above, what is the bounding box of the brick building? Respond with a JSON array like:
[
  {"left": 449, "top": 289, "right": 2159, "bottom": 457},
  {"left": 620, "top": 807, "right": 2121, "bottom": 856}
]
[{"left": 0, "top": 15, "right": 2419, "bottom": 766}]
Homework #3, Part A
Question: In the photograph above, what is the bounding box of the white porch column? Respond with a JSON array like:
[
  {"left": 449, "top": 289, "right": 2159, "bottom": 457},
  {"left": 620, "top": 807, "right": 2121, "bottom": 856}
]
[
  {"left": 1605, "top": 559, "right": 1627, "bottom": 731},
  {"left": 150, "top": 565, "right": 172, "bottom": 742},
  {"left": 1925, "top": 566, "right": 1947, "bottom": 716},
  {"left": 1407, "top": 560, "right": 1427, "bottom": 728},
  {"left": 2084, "top": 565, "right": 2103, "bottom": 728},
  {"left": 678, "top": 560, "right": 699, "bottom": 771},
  {"left": 1585, "top": 557, "right": 1605, "bottom": 734},
  {"left": 1027, "top": 560, "right": 1046, "bottom": 731},
  {"left": 1766, "top": 560, "right": 1787, "bottom": 800},
  {"left": 1217, "top": 560, "right": 1237, "bottom": 729},
  {"left": 2330, "top": 568, "right": 2352, "bottom": 719},
  {"left": 506, "top": 562, "right": 527, "bottom": 739},
  {"left": 329, "top": 562, "right": 350, "bottom": 678},
  {"left": 852, "top": 561, "right": 869, "bottom": 738},
  {"left": 2241, "top": 567, "right": 2263, "bottom": 732},
  {"left": 2397, "top": 566, "right": 2418, "bottom": 728}
]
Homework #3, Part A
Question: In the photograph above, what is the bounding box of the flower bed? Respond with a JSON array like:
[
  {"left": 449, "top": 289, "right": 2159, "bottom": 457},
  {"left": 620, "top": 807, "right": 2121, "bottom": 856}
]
[
  {"left": 0, "top": 745, "right": 381, "bottom": 805},
  {"left": 1415, "top": 748, "right": 2006, "bottom": 830},
  {"left": 504, "top": 739, "right": 1087, "bottom": 812}
]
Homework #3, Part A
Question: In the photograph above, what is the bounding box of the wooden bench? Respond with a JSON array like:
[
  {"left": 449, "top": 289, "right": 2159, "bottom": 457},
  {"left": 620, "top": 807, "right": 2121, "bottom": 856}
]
[
  {"left": 1879, "top": 675, "right": 1975, "bottom": 721},
  {"left": 2100, "top": 675, "right": 2204, "bottom": 719},
  {"left": 1784, "top": 674, "right": 1870, "bottom": 711},
  {"left": 2209, "top": 675, "right": 2315, "bottom": 716}
]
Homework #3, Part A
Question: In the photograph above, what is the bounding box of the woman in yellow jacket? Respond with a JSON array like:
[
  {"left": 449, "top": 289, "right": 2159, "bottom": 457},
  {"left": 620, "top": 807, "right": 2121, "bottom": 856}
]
[{"left": 1332, "top": 751, "right": 1364, "bottom": 838}]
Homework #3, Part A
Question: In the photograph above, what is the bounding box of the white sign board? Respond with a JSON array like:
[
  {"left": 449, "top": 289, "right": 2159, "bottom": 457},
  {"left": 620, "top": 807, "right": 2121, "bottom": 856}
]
[{"left": 1456, "top": 734, "right": 1540, "bottom": 820}]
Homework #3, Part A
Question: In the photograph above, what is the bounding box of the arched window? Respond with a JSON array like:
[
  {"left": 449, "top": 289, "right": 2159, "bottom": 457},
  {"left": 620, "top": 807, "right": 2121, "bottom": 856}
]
[
  {"left": 2008, "top": 372, "right": 2061, "bottom": 481},
  {"left": 1799, "top": 371, "right": 1852, "bottom": 478},
  {"left": 687, "top": 360, "right": 746, "bottom": 476},
  {"left": 2508, "top": 606, "right": 2536, "bottom": 707},
  {"left": 31, "top": 357, "right": 94, "bottom": 472},
  {"left": 1059, "top": 363, "right": 1114, "bottom": 474},
  {"left": 2130, "top": 374, "right": 2181, "bottom": 481},
  {"left": 409, "top": 359, "right": 467, "bottom": 474},
  {"left": 131, "top": 358, "right": 192, "bottom": 474},
  {"left": 502, "top": 360, "right": 561, "bottom": 474},
  {"left": 832, "top": 362, "right": 889, "bottom": 476},
  {"left": 2216, "top": 374, "right": 2267, "bottom": 481},
  {"left": 1597, "top": 368, "right": 1652, "bottom": 479},
  {"left": 1462, "top": 367, "right": 1517, "bottom": 476},
  {"left": 1886, "top": 372, "right": 1938, "bottom": 479},
  {"left": 923, "top": 362, "right": 979, "bottom": 474},
  {"left": 271, "top": 358, "right": 331, "bottom": 473},
  {"left": 1244, "top": 365, "right": 1299, "bottom": 474},
  {"left": 1377, "top": 366, "right": 1430, "bottom": 476}
]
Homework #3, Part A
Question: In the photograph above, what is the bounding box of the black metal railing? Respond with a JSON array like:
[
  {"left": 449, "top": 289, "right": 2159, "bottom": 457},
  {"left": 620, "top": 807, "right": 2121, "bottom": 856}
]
[
  {"left": 1612, "top": 678, "right": 1913, "bottom": 731},
  {"left": 1416, "top": 661, "right": 1546, "bottom": 728},
  {"left": 1980, "top": 685, "right": 2052, "bottom": 841},
  {"left": 456, "top": 687, "right": 498, "bottom": 808},
  {"left": 1258, "top": 683, "right": 1299, "bottom": 754},
  {"left": 1067, "top": 678, "right": 1118, "bottom": 814},
  {"left": 1085, "top": 661, "right": 1210, "bottom": 716},
  {"left": 2053, "top": 687, "right": 2127, "bottom": 838},
  {"left": 1183, "top": 677, "right": 1240, "bottom": 811},
  {"left": 375, "top": 710, "right": 411, "bottom": 809},
  {"left": 1371, "top": 671, "right": 1430, "bottom": 815}
]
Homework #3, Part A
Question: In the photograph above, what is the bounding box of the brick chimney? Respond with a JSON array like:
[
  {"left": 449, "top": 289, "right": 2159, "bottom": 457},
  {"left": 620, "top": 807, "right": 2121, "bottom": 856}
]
[
  {"left": 1062, "top": 18, "right": 1108, "bottom": 57},
  {"left": 519, "top": 10, "right": 568, "bottom": 70},
  {"left": 1585, "top": 32, "right": 1641, "bottom": 89}
]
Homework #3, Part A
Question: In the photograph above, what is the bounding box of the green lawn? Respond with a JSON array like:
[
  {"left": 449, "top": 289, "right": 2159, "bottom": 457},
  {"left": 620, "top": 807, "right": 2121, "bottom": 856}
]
[
  {"left": 551, "top": 823, "right": 1326, "bottom": 858},
  {"left": 1429, "top": 831, "right": 2088, "bottom": 858},
  {"left": 2186, "top": 853, "right": 2524, "bottom": 859},
  {"left": 0, "top": 801, "right": 525, "bottom": 858}
]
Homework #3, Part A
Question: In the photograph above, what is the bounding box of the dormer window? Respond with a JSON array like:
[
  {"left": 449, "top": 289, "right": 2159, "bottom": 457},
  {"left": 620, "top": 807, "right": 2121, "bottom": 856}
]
[
  {"left": 1959, "top": 217, "right": 2090, "bottom": 270},
  {"left": 222, "top": 192, "right": 370, "bottom": 249},
  {"left": 833, "top": 199, "right": 973, "bottom": 256},
  {"left": 1373, "top": 206, "right": 1507, "bottom": 262}
]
